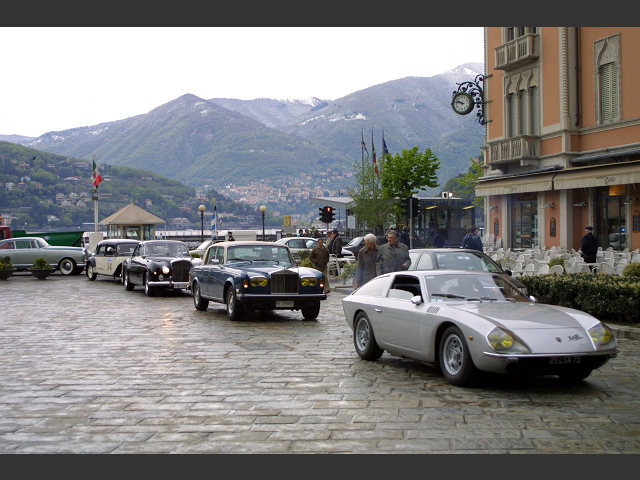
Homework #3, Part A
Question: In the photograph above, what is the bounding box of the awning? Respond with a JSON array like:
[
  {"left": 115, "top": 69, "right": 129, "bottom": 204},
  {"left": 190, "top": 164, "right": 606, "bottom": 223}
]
[
  {"left": 475, "top": 173, "right": 555, "bottom": 196},
  {"left": 553, "top": 161, "right": 640, "bottom": 189}
]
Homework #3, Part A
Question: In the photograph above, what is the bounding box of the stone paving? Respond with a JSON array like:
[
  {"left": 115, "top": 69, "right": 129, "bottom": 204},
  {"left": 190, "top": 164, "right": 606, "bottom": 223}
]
[{"left": 1, "top": 272, "right": 640, "bottom": 453}]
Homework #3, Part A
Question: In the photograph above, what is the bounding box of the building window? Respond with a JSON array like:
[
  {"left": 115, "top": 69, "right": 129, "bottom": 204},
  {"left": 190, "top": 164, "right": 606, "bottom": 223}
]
[
  {"left": 511, "top": 194, "right": 538, "bottom": 248},
  {"left": 494, "top": 219, "right": 499, "bottom": 236},
  {"left": 550, "top": 217, "right": 556, "bottom": 237},
  {"left": 595, "top": 34, "right": 621, "bottom": 125}
]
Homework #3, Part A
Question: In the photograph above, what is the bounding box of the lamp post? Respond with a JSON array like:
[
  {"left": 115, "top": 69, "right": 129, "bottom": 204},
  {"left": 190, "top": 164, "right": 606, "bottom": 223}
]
[
  {"left": 260, "top": 205, "right": 266, "bottom": 241},
  {"left": 198, "top": 204, "right": 206, "bottom": 243}
]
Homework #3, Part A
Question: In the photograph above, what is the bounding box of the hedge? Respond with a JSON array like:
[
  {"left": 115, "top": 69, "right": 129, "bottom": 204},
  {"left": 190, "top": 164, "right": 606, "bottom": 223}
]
[{"left": 519, "top": 273, "right": 640, "bottom": 324}]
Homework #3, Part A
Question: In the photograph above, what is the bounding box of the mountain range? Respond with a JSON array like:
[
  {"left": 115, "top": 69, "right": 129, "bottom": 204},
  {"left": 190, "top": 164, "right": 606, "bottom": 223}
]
[{"left": 3, "top": 63, "right": 485, "bottom": 211}]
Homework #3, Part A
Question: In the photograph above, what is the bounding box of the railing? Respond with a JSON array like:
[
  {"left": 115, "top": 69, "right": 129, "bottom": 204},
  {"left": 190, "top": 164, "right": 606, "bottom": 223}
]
[
  {"left": 495, "top": 34, "right": 538, "bottom": 70},
  {"left": 488, "top": 135, "right": 540, "bottom": 164}
]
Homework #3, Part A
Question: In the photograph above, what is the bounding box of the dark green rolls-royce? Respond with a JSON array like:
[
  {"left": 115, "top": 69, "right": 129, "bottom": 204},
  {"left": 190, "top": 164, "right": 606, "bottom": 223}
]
[{"left": 189, "top": 241, "right": 327, "bottom": 321}]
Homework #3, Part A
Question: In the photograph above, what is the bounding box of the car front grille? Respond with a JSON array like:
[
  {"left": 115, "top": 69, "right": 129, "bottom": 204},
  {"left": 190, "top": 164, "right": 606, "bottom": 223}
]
[
  {"left": 171, "top": 259, "right": 192, "bottom": 282},
  {"left": 271, "top": 269, "right": 299, "bottom": 294}
]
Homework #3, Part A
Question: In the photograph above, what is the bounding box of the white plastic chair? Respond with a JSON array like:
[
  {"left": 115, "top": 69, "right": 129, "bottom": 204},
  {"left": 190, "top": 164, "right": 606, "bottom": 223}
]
[
  {"left": 548, "top": 264, "right": 564, "bottom": 275},
  {"left": 537, "top": 264, "right": 549, "bottom": 275},
  {"left": 597, "top": 262, "right": 615, "bottom": 274},
  {"left": 522, "top": 263, "right": 536, "bottom": 276}
]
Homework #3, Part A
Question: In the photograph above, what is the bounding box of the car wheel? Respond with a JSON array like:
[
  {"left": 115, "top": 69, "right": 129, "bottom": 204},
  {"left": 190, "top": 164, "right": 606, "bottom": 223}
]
[
  {"left": 143, "top": 273, "right": 155, "bottom": 297},
  {"left": 193, "top": 281, "right": 209, "bottom": 311},
  {"left": 123, "top": 269, "right": 134, "bottom": 291},
  {"left": 301, "top": 302, "right": 320, "bottom": 321},
  {"left": 439, "top": 325, "right": 477, "bottom": 387},
  {"left": 225, "top": 287, "right": 244, "bottom": 321},
  {"left": 86, "top": 264, "right": 97, "bottom": 281},
  {"left": 559, "top": 367, "right": 593, "bottom": 383},
  {"left": 353, "top": 312, "right": 383, "bottom": 361},
  {"left": 58, "top": 258, "right": 76, "bottom": 276}
]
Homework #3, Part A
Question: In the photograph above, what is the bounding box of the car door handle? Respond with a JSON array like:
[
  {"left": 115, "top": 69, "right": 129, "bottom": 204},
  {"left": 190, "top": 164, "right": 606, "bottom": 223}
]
[{"left": 374, "top": 308, "right": 382, "bottom": 312}]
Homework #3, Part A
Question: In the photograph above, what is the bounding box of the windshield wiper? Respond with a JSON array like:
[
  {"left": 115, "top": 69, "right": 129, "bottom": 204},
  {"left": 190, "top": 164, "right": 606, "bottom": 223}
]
[
  {"left": 465, "top": 296, "right": 498, "bottom": 302},
  {"left": 431, "top": 293, "right": 466, "bottom": 299}
]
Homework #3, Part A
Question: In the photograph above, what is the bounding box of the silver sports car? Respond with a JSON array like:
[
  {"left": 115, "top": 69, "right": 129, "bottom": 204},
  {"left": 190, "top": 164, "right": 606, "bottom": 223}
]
[{"left": 342, "top": 270, "right": 617, "bottom": 386}]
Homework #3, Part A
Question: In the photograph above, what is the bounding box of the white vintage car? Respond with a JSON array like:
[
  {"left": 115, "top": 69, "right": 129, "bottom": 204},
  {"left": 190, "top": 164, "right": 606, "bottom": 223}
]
[
  {"left": 342, "top": 270, "right": 618, "bottom": 386},
  {"left": 85, "top": 239, "right": 140, "bottom": 282}
]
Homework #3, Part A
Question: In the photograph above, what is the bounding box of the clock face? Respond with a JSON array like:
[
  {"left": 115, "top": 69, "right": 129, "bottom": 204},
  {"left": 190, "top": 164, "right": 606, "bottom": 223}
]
[{"left": 452, "top": 92, "right": 474, "bottom": 115}]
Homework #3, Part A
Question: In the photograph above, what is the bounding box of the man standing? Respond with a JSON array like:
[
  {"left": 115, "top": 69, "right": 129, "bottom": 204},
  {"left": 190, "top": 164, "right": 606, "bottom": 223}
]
[
  {"left": 580, "top": 226, "right": 598, "bottom": 264},
  {"left": 354, "top": 233, "right": 380, "bottom": 289},
  {"left": 310, "top": 238, "right": 330, "bottom": 293},
  {"left": 376, "top": 230, "right": 411, "bottom": 275},
  {"left": 327, "top": 229, "right": 343, "bottom": 258},
  {"left": 465, "top": 226, "right": 483, "bottom": 252},
  {"left": 398, "top": 226, "right": 410, "bottom": 247}
]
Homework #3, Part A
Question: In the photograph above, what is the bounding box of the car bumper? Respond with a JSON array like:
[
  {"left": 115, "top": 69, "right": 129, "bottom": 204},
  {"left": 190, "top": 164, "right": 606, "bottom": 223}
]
[
  {"left": 478, "top": 349, "right": 618, "bottom": 375},
  {"left": 147, "top": 280, "right": 190, "bottom": 289},
  {"left": 237, "top": 292, "right": 326, "bottom": 309}
]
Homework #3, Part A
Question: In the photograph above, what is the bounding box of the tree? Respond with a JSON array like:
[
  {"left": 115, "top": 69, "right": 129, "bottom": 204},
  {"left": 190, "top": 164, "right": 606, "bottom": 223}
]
[
  {"left": 380, "top": 146, "right": 440, "bottom": 224},
  {"left": 456, "top": 156, "right": 484, "bottom": 208},
  {"left": 347, "top": 157, "right": 394, "bottom": 236}
]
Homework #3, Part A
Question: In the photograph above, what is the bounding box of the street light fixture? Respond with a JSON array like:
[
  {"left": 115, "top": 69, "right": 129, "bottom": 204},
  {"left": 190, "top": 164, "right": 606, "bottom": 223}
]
[
  {"left": 198, "top": 204, "right": 206, "bottom": 243},
  {"left": 260, "top": 205, "right": 267, "bottom": 241}
]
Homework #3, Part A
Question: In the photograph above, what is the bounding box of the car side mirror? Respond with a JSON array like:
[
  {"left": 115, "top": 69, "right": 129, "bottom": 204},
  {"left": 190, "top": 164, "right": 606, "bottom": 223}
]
[
  {"left": 410, "top": 295, "right": 423, "bottom": 305},
  {"left": 529, "top": 295, "right": 537, "bottom": 303},
  {"left": 504, "top": 269, "right": 513, "bottom": 276}
]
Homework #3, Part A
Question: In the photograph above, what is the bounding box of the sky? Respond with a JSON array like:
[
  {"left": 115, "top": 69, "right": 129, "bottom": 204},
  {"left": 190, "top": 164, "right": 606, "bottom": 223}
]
[{"left": 0, "top": 27, "right": 484, "bottom": 138}]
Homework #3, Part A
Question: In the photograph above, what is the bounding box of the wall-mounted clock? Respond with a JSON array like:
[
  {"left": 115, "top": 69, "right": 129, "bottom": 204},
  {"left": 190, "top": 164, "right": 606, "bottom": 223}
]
[{"left": 451, "top": 91, "right": 475, "bottom": 115}]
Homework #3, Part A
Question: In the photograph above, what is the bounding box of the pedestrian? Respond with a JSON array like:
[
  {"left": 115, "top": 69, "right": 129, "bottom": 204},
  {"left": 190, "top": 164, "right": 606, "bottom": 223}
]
[
  {"left": 398, "top": 226, "right": 410, "bottom": 247},
  {"left": 434, "top": 230, "right": 446, "bottom": 248},
  {"left": 354, "top": 233, "right": 380, "bottom": 289},
  {"left": 297, "top": 229, "right": 303, "bottom": 237},
  {"left": 327, "top": 229, "right": 343, "bottom": 257},
  {"left": 465, "top": 226, "right": 483, "bottom": 252},
  {"left": 580, "top": 226, "right": 598, "bottom": 264},
  {"left": 376, "top": 230, "right": 411, "bottom": 275},
  {"left": 461, "top": 226, "right": 472, "bottom": 248},
  {"left": 228, "top": 231, "right": 235, "bottom": 241},
  {"left": 310, "top": 237, "right": 331, "bottom": 293}
]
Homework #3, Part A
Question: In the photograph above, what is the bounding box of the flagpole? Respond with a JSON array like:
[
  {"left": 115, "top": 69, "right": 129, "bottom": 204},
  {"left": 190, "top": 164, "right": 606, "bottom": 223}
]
[{"left": 92, "top": 155, "right": 98, "bottom": 233}]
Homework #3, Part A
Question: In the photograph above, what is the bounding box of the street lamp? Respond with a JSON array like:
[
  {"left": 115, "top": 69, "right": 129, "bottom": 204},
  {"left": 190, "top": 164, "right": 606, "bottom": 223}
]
[
  {"left": 260, "top": 205, "right": 267, "bottom": 241},
  {"left": 198, "top": 204, "right": 206, "bottom": 243}
]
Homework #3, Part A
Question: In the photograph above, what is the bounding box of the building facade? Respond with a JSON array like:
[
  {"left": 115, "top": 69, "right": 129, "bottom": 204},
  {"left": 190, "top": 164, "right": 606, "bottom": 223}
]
[{"left": 476, "top": 27, "right": 640, "bottom": 251}]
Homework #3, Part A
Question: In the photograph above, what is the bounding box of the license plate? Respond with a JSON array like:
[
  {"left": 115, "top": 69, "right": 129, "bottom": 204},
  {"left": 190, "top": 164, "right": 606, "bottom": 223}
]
[
  {"left": 549, "top": 356, "right": 582, "bottom": 365},
  {"left": 276, "top": 301, "right": 294, "bottom": 308}
]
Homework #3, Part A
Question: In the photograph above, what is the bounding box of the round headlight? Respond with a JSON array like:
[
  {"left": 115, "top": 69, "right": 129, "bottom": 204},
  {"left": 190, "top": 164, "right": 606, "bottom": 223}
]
[{"left": 162, "top": 265, "right": 170, "bottom": 274}]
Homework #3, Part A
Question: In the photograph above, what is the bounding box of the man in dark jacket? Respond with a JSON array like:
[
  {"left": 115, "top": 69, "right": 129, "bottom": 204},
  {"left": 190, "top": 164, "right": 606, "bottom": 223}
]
[
  {"left": 465, "top": 226, "right": 483, "bottom": 252},
  {"left": 398, "top": 226, "right": 410, "bottom": 247},
  {"left": 580, "top": 226, "right": 598, "bottom": 263},
  {"left": 310, "top": 238, "right": 331, "bottom": 293},
  {"left": 327, "top": 229, "right": 343, "bottom": 257}
]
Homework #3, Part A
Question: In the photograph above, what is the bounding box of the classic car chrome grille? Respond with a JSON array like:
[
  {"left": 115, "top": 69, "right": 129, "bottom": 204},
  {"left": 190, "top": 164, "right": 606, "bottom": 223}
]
[
  {"left": 270, "top": 269, "right": 299, "bottom": 294},
  {"left": 171, "top": 259, "right": 191, "bottom": 282}
]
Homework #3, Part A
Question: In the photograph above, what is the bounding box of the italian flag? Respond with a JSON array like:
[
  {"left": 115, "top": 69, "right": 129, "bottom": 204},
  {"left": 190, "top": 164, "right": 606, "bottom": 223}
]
[{"left": 92, "top": 160, "right": 103, "bottom": 188}]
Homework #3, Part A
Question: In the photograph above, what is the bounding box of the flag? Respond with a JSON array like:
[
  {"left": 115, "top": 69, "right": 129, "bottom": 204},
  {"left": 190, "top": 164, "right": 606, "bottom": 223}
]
[
  {"left": 371, "top": 130, "right": 379, "bottom": 175},
  {"left": 382, "top": 130, "right": 389, "bottom": 156},
  {"left": 361, "top": 132, "right": 368, "bottom": 156},
  {"left": 92, "top": 159, "right": 103, "bottom": 188},
  {"left": 210, "top": 205, "right": 217, "bottom": 239}
]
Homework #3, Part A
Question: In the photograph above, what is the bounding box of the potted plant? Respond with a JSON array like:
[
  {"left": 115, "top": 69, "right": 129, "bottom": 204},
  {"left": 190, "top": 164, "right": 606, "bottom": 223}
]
[
  {"left": 0, "top": 256, "right": 14, "bottom": 280},
  {"left": 30, "top": 257, "right": 53, "bottom": 279}
]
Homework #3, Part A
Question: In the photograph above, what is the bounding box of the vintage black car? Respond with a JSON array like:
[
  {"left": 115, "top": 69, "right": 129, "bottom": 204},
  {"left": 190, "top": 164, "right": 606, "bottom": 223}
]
[
  {"left": 189, "top": 241, "right": 327, "bottom": 321},
  {"left": 86, "top": 239, "right": 140, "bottom": 282},
  {"left": 122, "top": 240, "right": 195, "bottom": 296}
]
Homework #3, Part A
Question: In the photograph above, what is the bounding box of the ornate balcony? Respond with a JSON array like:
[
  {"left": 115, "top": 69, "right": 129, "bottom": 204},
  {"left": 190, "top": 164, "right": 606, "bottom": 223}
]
[
  {"left": 488, "top": 135, "right": 540, "bottom": 165},
  {"left": 494, "top": 33, "right": 539, "bottom": 70}
]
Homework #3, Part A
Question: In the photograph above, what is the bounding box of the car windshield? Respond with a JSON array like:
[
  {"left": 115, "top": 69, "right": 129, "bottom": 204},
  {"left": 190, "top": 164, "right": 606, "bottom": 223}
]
[
  {"left": 145, "top": 242, "right": 190, "bottom": 257},
  {"left": 433, "top": 251, "right": 502, "bottom": 273},
  {"left": 425, "top": 273, "right": 530, "bottom": 302},
  {"left": 227, "top": 245, "right": 293, "bottom": 264},
  {"left": 346, "top": 237, "right": 363, "bottom": 247}
]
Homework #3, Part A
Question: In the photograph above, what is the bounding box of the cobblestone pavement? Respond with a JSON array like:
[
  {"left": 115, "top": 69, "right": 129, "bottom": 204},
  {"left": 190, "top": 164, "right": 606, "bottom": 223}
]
[{"left": 1, "top": 272, "right": 640, "bottom": 454}]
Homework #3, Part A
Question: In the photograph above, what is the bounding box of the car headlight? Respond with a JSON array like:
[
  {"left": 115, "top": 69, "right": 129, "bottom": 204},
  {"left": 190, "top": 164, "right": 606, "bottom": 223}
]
[
  {"left": 250, "top": 277, "right": 268, "bottom": 287},
  {"left": 487, "top": 327, "right": 530, "bottom": 353},
  {"left": 588, "top": 323, "right": 614, "bottom": 348},
  {"left": 300, "top": 277, "right": 317, "bottom": 287},
  {"left": 162, "top": 265, "right": 170, "bottom": 274}
]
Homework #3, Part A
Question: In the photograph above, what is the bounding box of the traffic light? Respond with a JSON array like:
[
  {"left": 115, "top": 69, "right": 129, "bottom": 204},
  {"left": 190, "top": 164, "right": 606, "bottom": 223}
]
[{"left": 320, "top": 205, "right": 335, "bottom": 224}]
